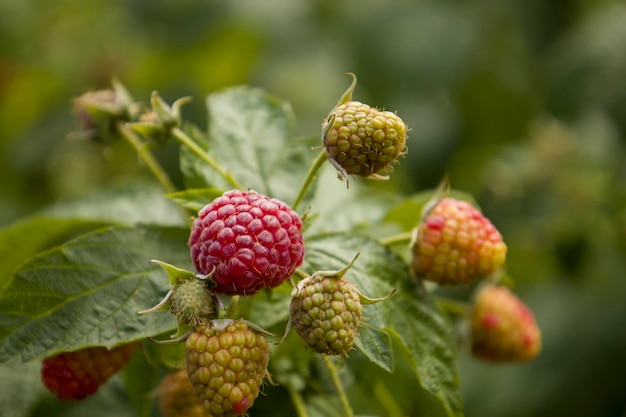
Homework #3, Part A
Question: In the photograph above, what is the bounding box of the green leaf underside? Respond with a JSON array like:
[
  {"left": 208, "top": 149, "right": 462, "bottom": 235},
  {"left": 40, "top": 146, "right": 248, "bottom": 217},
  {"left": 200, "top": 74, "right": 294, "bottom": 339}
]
[
  {"left": 0, "top": 225, "right": 191, "bottom": 364},
  {"left": 180, "top": 86, "right": 314, "bottom": 204},
  {"left": 304, "top": 233, "right": 463, "bottom": 417},
  {"left": 0, "top": 182, "right": 186, "bottom": 289}
]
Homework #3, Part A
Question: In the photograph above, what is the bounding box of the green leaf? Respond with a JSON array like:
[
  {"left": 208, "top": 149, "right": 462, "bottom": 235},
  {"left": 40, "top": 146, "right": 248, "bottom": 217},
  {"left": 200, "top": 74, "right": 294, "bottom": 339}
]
[
  {"left": 180, "top": 86, "right": 313, "bottom": 203},
  {"left": 166, "top": 187, "right": 225, "bottom": 212},
  {"left": 0, "top": 182, "right": 187, "bottom": 289},
  {"left": 0, "top": 361, "right": 46, "bottom": 417},
  {"left": 304, "top": 233, "right": 463, "bottom": 417},
  {"left": 304, "top": 167, "right": 401, "bottom": 236},
  {"left": 0, "top": 225, "right": 190, "bottom": 364}
]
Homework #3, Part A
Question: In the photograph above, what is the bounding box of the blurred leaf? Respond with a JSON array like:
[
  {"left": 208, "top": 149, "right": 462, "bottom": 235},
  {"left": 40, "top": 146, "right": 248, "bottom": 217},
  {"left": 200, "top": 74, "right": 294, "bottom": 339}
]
[
  {"left": 121, "top": 345, "right": 167, "bottom": 417},
  {"left": 304, "top": 233, "right": 463, "bottom": 417},
  {"left": 0, "top": 182, "right": 187, "bottom": 289},
  {"left": 0, "top": 225, "right": 190, "bottom": 364},
  {"left": 0, "top": 361, "right": 45, "bottom": 417},
  {"left": 180, "top": 86, "right": 311, "bottom": 203}
]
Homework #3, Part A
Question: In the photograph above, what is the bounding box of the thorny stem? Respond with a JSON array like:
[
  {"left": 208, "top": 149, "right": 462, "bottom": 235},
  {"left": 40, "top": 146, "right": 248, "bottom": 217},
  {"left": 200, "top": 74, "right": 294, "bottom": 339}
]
[
  {"left": 117, "top": 122, "right": 178, "bottom": 194},
  {"left": 292, "top": 149, "right": 328, "bottom": 211},
  {"left": 437, "top": 296, "right": 472, "bottom": 317},
  {"left": 287, "top": 385, "right": 309, "bottom": 417},
  {"left": 324, "top": 358, "right": 354, "bottom": 417},
  {"left": 171, "top": 127, "right": 244, "bottom": 190},
  {"left": 379, "top": 231, "right": 413, "bottom": 247}
]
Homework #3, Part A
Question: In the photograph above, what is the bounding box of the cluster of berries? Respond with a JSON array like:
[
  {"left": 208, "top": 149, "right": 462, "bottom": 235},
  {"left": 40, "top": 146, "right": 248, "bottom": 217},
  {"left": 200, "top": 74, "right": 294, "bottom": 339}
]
[
  {"left": 411, "top": 197, "right": 541, "bottom": 362},
  {"left": 41, "top": 74, "right": 540, "bottom": 415}
]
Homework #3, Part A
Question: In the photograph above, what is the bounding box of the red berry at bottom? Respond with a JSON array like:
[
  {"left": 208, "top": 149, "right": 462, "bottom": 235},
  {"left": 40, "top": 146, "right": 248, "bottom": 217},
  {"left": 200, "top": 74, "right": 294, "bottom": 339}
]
[
  {"left": 471, "top": 285, "right": 541, "bottom": 362},
  {"left": 41, "top": 343, "right": 136, "bottom": 400}
]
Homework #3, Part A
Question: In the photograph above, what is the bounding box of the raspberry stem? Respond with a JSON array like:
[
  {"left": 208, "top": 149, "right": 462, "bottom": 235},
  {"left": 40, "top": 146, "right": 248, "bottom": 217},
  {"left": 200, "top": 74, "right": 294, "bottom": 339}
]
[
  {"left": 171, "top": 127, "right": 244, "bottom": 190},
  {"left": 117, "top": 122, "right": 178, "bottom": 194},
  {"left": 373, "top": 380, "right": 406, "bottom": 417},
  {"left": 324, "top": 358, "right": 354, "bottom": 417},
  {"left": 287, "top": 385, "right": 310, "bottom": 417},
  {"left": 292, "top": 149, "right": 328, "bottom": 211}
]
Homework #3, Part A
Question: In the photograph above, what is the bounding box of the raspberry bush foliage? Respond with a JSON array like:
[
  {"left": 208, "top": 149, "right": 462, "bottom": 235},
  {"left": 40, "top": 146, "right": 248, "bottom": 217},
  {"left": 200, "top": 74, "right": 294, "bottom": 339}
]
[{"left": 0, "top": 75, "right": 541, "bottom": 417}]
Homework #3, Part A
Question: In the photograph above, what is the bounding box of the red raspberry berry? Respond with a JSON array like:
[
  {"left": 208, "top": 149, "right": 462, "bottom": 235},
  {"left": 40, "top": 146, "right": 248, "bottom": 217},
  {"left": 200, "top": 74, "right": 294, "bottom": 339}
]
[
  {"left": 471, "top": 285, "right": 542, "bottom": 362},
  {"left": 411, "top": 198, "right": 507, "bottom": 285},
  {"left": 41, "top": 343, "right": 136, "bottom": 400},
  {"left": 189, "top": 190, "right": 305, "bottom": 296}
]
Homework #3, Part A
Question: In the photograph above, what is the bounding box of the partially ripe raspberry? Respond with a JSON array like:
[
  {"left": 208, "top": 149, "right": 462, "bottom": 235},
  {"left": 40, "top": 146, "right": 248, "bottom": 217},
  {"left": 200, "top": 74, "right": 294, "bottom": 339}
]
[
  {"left": 323, "top": 101, "right": 408, "bottom": 179},
  {"left": 41, "top": 343, "right": 136, "bottom": 400},
  {"left": 411, "top": 198, "right": 507, "bottom": 285},
  {"left": 158, "top": 369, "right": 211, "bottom": 417},
  {"left": 189, "top": 190, "right": 305, "bottom": 296},
  {"left": 471, "top": 285, "right": 541, "bottom": 362},
  {"left": 185, "top": 319, "right": 270, "bottom": 416},
  {"left": 290, "top": 274, "right": 362, "bottom": 356}
]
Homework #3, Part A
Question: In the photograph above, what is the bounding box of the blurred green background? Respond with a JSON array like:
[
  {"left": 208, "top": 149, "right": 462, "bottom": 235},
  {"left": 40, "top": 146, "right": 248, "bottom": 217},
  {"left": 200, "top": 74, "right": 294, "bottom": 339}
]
[{"left": 1, "top": 0, "right": 625, "bottom": 416}]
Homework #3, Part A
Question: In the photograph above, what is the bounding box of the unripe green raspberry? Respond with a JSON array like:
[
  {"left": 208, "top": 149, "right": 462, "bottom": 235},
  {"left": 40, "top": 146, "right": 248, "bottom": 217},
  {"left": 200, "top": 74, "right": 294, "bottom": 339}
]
[
  {"left": 186, "top": 319, "right": 270, "bottom": 416},
  {"left": 471, "top": 285, "right": 541, "bottom": 362},
  {"left": 170, "top": 277, "right": 217, "bottom": 327},
  {"left": 323, "top": 101, "right": 408, "bottom": 179},
  {"left": 158, "top": 369, "right": 211, "bottom": 417},
  {"left": 289, "top": 274, "right": 362, "bottom": 356},
  {"left": 412, "top": 198, "right": 507, "bottom": 285}
]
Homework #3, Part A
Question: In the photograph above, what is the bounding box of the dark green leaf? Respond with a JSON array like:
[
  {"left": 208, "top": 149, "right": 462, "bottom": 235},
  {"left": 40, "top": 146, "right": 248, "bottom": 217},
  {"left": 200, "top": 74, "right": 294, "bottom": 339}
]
[
  {"left": 0, "top": 182, "right": 187, "bottom": 289},
  {"left": 180, "top": 86, "right": 312, "bottom": 203},
  {"left": 0, "top": 225, "right": 190, "bottom": 364}
]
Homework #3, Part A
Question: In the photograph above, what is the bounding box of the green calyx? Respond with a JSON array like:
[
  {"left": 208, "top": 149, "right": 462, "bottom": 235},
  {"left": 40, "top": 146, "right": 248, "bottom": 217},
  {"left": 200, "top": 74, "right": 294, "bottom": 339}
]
[{"left": 138, "top": 260, "right": 219, "bottom": 342}]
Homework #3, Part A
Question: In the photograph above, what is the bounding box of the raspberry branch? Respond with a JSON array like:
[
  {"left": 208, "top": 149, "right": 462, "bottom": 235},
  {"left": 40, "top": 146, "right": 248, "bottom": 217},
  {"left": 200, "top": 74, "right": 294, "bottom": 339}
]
[{"left": 324, "top": 358, "right": 354, "bottom": 417}]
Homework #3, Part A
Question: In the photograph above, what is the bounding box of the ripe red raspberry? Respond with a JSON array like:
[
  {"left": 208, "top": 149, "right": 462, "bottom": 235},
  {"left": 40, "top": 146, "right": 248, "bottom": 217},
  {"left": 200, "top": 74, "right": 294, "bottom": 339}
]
[
  {"left": 185, "top": 319, "right": 270, "bottom": 416},
  {"left": 471, "top": 285, "right": 542, "bottom": 362},
  {"left": 189, "top": 190, "right": 305, "bottom": 296},
  {"left": 41, "top": 343, "right": 136, "bottom": 400},
  {"left": 158, "top": 369, "right": 211, "bottom": 417},
  {"left": 411, "top": 198, "right": 507, "bottom": 285}
]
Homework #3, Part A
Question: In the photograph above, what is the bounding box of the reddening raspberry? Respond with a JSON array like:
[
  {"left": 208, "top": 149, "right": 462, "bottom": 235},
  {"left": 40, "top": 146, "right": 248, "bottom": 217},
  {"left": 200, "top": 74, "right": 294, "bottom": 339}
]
[
  {"left": 323, "top": 101, "right": 408, "bottom": 179},
  {"left": 471, "top": 285, "right": 542, "bottom": 362},
  {"left": 41, "top": 343, "right": 136, "bottom": 401},
  {"left": 411, "top": 198, "right": 507, "bottom": 285},
  {"left": 185, "top": 319, "right": 270, "bottom": 416},
  {"left": 188, "top": 190, "right": 305, "bottom": 296},
  {"left": 158, "top": 369, "right": 211, "bottom": 417}
]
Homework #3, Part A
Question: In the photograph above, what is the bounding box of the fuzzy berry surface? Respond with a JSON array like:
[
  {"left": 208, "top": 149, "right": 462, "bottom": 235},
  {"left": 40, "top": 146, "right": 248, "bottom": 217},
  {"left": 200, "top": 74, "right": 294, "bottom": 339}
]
[
  {"left": 290, "top": 275, "right": 362, "bottom": 356},
  {"left": 186, "top": 319, "right": 269, "bottom": 416},
  {"left": 189, "top": 190, "right": 305, "bottom": 296},
  {"left": 471, "top": 285, "right": 542, "bottom": 362},
  {"left": 41, "top": 343, "right": 136, "bottom": 401},
  {"left": 158, "top": 369, "right": 211, "bottom": 417},
  {"left": 323, "top": 101, "right": 407, "bottom": 178},
  {"left": 171, "top": 277, "right": 217, "bottom": 327},
  {"left": 412, "top": 198, "right": 507, "bottom": 285}
]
